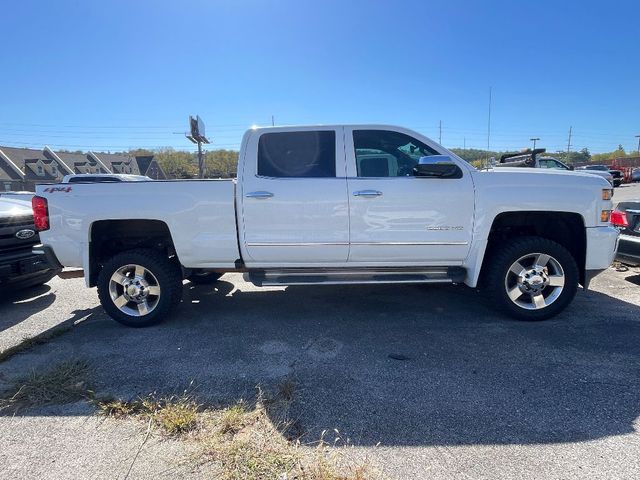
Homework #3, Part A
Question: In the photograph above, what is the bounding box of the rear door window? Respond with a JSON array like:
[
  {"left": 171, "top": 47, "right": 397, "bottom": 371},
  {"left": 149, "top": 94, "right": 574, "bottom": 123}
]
[{"left": 257, "top": 131, "right": 336, "bottom": 178}]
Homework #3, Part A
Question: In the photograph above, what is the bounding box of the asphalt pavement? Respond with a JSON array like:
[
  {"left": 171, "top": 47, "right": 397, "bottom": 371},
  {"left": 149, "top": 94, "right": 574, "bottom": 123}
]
[{"left": 1, "top": 186, "right": 640, "bottom": 479}]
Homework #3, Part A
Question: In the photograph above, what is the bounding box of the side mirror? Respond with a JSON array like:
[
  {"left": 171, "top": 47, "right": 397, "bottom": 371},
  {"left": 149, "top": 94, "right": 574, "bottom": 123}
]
[
  {"left": 413, "top": 155, "right": 462, "bottom": 179},
  {"left": 569, "top": 165, "right": 575, "bottom": 170}
]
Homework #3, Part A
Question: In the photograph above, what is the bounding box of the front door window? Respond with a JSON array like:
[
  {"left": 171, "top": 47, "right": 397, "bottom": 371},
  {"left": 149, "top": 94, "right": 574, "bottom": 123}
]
[{"left": 353, "top": 130, "right": 439, "bottom": 178}]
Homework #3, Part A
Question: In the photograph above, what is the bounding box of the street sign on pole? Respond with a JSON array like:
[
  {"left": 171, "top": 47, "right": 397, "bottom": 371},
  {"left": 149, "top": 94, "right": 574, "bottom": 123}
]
[{"left": 185, "top": 115, "right": 211, "bottom": 179}]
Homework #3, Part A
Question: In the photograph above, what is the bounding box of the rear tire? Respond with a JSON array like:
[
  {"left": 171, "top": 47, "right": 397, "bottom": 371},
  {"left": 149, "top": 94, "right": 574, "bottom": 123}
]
[
  {"left": 483, "top": 236, "right": 578, "bottom": 321},
  {"left": 97, "top": 249, "right": 183, "bottom": 327}
]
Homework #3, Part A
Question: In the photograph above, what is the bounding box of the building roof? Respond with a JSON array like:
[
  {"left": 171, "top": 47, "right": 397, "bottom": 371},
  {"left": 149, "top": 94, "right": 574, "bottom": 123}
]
[
  {"left": 0, "top": 146, "right": 48, "bottom": 164},
  {"left": 0, "top": 145, "right": 168, "bottom": 181},
  {"left": 0, "top": 149, "right": 25, "bottom": 179},
  {"left": 135, "top": 155, "right": 154, "bottom": 174},
  {"left": 54, "top": 151, "right": 105, "bottom": 174},
  {"left": 93, "top": 152, "right": 141, "bottom": 175}
]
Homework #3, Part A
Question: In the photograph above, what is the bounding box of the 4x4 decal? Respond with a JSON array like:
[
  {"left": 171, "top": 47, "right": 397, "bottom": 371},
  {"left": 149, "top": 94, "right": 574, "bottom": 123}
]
[{"left": 43, "top": 186, "right": 72, "bottom": 193}]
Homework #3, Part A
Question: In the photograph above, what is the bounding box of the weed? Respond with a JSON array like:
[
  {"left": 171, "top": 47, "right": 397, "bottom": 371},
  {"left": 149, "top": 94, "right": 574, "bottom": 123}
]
[
  {"left": 97, "top": 393, "right": 200, "bottom": 436},
  {"left": 220, "top": 402, "right": 249, "bottom": 434},
  {"left": 0, "top": 359, "right": 91, "bottom": 413}
]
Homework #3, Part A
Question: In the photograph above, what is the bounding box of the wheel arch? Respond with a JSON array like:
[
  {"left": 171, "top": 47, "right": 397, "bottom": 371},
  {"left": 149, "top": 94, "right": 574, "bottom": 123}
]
[
  {"left": 88, "top": 219, "right": 180, "bottom": 287},
  {"left": 477, "top": 211, "right": 587, "bottom": 287}
]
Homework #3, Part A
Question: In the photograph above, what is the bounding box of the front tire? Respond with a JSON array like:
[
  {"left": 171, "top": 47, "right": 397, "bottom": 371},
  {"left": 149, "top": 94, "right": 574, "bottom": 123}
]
[
  {"left": 97, "top": 249, "right": 183, "bottom": 327},
  {"left": 484, "top": 236, "right": 578, "bottom": 321}
]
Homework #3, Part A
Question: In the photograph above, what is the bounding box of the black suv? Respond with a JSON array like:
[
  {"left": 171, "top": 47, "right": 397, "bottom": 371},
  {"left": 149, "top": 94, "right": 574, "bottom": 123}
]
[{"left": 0, "top": 194, "right": 60, "bottom": 291}]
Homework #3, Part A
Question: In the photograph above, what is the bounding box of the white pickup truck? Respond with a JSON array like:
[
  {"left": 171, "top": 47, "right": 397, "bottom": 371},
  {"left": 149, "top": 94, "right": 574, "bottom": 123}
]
[{"left": 32, "top": 125, "right": 618, "bottom": 327}]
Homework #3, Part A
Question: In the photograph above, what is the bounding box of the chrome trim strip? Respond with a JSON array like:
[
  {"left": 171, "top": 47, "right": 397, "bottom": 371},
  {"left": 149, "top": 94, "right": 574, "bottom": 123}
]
[
  {"left": 247, "top": 241, "right": 468, "bottom": 247},
  {"left": 247, "top": 242, "right": 349, "bottom": 246},
  {"left": 260, "top": 278, "right": 453, "bottom": 286},
  {"left": 351, "top": 241, "right": 469, "bottom": 246}
]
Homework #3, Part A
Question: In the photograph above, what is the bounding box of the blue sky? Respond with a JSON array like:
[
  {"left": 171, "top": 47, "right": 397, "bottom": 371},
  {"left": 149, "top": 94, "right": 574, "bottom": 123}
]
[{"left": 1, "top": 0, "right": 639, "bottom": 154}]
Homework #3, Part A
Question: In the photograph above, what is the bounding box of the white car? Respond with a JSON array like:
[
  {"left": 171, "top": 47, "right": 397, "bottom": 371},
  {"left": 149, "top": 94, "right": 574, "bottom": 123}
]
[
  {"left": 32, "top": 125, "right": 618, "bottom": 327},
  {"left": 574, "top": 165, "right": 616, "bottom": 187},
  {"left": 62, "top": 174, "right": 151, "bottom": 183}
]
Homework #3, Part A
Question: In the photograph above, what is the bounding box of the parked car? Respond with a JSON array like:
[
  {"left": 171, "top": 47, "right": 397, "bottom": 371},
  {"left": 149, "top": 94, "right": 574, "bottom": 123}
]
[
  {"left": 495, "top": 150, "right": 616, "bottom": 186},
  {"left": 612, "top": 201, "right": 640, "bottom": 266},
  {"left": 0, "top": 195, "right": 60, "bottom": 291},
  {"left": 576, "top": 165, "right": 622, "bottom": 187},
  {"left": 61, "top": 174, "right": 152, "bottom": 183},
  {"left": 631, "top": 168, "right": 640, "bottom": 183},
  {"left": 33, "top": 124, "right": 618, "bottom": 326}
]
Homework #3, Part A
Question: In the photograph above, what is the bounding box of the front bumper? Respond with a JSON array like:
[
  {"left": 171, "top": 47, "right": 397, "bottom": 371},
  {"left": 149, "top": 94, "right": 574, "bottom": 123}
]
[
  {"left": 0, "top": 245, "right": 61, "bottom": 286},
  {"left": 616, "top": 233, "right": 640, "bottom": 267},
  {"left": 585, "top": 226, "right": 619, "bottom": 271},
  {"left": 31, "top": 244, "right": 63, "bottom": 270}
]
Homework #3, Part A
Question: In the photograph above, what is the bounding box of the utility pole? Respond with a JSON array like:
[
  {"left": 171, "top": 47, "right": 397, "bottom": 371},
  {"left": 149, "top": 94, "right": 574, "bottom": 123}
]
[
  {"left": 486, "top": 86, "right": 492, "bottom": 168},
  {"left": 271, "top": 115, "right": 275, "bottom": 126},
  {"left": 636, "top": 134, "right": 640, "bottom": 155},
  {"left": 186, "top": 115, "right": 210, "bottom": 179},
  {"left": 530, "top": 137, "right": 540, "bottom": 150},
  {"left": 567, "top": 126, "right": 572, "bottom": 153},
  {"left": 463, "top": 137, "right": 466, "bottom": 153},
  {"left": 438, "top": 120, "right": 442, "bottom": 144}
]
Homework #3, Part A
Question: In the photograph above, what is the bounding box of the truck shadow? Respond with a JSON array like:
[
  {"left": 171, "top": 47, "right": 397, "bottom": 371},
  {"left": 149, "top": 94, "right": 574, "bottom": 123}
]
[
  {"left": 0, "top": 284, "right": 55, "bottom": 333},
  {"left": 2, "top": 275, "right": 640, "bottom": 448}
]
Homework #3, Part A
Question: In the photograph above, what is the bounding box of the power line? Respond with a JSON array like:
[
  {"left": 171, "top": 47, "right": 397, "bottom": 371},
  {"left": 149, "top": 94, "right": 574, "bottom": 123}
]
[{"left": 0, "top": 139, "right": 239, "bottom": 149}]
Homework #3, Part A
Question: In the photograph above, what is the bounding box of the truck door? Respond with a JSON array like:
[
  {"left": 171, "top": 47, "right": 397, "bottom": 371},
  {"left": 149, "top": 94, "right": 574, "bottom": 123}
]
[
  {"left": 239, "top": 127, "right": 349, "bottom": 265},
  {"left": 345, "top": 127, "right": 474, "bottom": 264}
]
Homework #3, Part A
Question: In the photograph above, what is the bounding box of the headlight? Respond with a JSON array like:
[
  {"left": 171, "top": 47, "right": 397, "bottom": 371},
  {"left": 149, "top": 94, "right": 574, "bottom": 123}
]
[{"left": 602, "top": 189, "right": 613, "bottom": 201}]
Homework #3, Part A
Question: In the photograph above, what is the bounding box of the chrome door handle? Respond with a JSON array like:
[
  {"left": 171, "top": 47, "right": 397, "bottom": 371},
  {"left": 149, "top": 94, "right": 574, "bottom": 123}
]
[
  {"left": 353, "top": 190, "right": 382, "bottom": 197},
  {"left": 245, "top": 191, "right": 274, "bottom": 199}
]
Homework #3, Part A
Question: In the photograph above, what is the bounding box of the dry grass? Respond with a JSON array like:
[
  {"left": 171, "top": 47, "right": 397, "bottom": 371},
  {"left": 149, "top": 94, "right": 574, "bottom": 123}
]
[
  {"left": 220, "top": 402, "right": 250, "bottom": 434},
  {"left": 97, "top": 393, "right": 201, "bottom": 436},
  {"left": 99, "top": 379, "right": 376, "bottom": 478},
  {"left": 198, "top": 382, "right": 375, "bottom": 480},
  {"left": 0, "top": 359, "right": 92, "bottom": 413}
]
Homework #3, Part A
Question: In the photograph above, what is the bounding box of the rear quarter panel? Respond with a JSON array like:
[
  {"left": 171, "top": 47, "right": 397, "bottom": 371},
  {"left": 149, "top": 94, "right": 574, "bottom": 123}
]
[{"left": 36, "top": 180, "right": 240, "bottom": 271}]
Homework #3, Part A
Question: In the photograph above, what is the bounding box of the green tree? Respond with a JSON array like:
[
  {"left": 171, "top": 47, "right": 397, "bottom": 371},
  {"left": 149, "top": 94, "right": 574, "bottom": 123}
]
[
  {"left": 450, "top": 148, "right": 504, "bottom": 163},
  {"left": 547, "top": 148, "right": 591, "bottom": 165},
  {"left": 154, "top": 148, "right": 198, "bottom": 178},
  {"left": 205, "top": 149, "right": 238, "bottom": 178},
  {"left": 127, "top": 148, "right": 154, "bottom": 157}
]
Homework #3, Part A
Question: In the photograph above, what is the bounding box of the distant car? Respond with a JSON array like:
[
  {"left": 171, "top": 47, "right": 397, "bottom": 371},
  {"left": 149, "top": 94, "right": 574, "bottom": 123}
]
[
  {"left": 61, "top": 174, "right": 152, "bottom": 183},
  {"left": 631, "top": 168, "right": 640, "bottom": 183},
  {"left": 612, "top": 201, "right": 640, "bottom": 266},
  {"left": 0, "top": 195, "right": 60, "bottom": 291},
  {"left": 0, "top": 191, "right": 36, "bottom": 199},
  {"left": 495, "top": 151, "right": 616, "bottom": 186},
  {"left": 576, "top": 165, "right": 622, "bottom": 187}
]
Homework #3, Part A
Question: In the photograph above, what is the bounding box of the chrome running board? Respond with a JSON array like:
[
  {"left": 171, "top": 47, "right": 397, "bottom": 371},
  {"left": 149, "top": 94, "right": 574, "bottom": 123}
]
[{"left": 245, "top": 266, "right": 466, "bottom": 287}]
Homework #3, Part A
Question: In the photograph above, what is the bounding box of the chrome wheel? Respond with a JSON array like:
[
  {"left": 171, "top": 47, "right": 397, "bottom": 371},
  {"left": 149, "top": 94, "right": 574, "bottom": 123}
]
[
  {"left": 108, "top": 264, "right": 161, "bottom": 317},
  {"left": 504, "top": 253, "right": 565, "bottom": 310}
]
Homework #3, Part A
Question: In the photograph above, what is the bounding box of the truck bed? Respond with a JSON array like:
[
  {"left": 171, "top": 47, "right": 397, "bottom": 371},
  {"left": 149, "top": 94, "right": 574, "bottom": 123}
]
[{"left": 37, "top": 179, "right": 241, "bottom": 271}]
